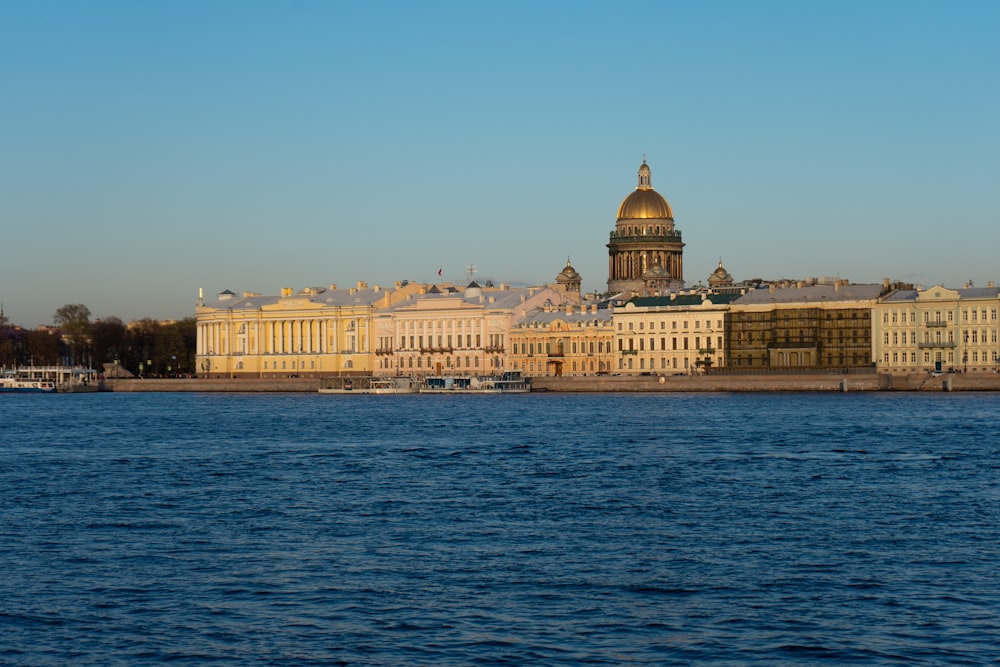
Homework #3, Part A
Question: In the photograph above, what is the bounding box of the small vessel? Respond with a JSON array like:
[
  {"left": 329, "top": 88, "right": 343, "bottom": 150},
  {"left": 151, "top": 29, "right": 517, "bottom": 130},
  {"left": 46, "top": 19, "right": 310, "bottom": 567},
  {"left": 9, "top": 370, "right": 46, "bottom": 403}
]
[
  {"left": 1, "top": 367, "right": 100, "bottom": 393},
  {"left": 319, "top": 376, "right": 417, "bottom": 394},
  {"left": 420, "top": 372, "right": 529, "bottom": 394},
  {"left": 0, "top": 374, "right": 57, "bottom": 393}
]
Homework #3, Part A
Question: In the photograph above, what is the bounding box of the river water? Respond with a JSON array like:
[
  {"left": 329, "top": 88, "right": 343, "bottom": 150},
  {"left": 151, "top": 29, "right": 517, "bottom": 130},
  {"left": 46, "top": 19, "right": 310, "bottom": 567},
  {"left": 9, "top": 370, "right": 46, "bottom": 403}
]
[{"left": 1, "top": 392, "right": 997, "bottom": 665}]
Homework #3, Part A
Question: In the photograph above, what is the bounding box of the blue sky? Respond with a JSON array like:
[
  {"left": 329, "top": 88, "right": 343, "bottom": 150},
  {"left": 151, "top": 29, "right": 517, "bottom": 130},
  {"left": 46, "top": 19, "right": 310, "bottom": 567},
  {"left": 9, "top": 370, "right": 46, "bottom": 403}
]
[{"left": 2, "top": 1, "right": 998, "bottom": 327}]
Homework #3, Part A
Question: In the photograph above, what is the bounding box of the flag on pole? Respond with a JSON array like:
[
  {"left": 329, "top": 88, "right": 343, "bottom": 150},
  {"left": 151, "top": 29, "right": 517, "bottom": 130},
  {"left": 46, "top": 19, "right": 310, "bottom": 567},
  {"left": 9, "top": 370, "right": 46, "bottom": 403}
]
[{"left": 437, "top": 268, "right": 442, "bottom": 277}]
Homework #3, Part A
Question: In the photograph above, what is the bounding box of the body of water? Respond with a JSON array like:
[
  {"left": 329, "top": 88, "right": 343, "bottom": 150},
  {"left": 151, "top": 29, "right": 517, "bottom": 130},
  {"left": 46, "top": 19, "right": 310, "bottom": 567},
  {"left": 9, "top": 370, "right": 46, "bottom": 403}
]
[{"left": 1, "top": 392, "right": 998, "bottom": 665}]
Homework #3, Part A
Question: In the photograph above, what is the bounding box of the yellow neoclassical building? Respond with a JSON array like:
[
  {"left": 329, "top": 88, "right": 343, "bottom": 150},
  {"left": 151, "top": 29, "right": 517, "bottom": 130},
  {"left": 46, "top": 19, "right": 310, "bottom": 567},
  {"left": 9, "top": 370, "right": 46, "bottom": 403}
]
[
  {"left": 613, "top": 292, "right": 740, "bottom": 374},
  {"left": 874, "top": 283, "right": 1000, "bottom": 374},
  {"left": 509, "top": 303, "right": 615, "bottom": 377},
  {"left": 195, "top": 281, "right": 425, "bottom": 378}
]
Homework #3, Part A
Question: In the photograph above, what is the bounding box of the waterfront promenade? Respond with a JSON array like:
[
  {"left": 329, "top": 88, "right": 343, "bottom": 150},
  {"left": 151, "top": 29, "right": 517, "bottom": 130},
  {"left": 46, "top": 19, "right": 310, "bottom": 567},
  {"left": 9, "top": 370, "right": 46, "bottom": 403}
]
[{"left": 105, "top": 373, "right": 1000, "bottom": 392}]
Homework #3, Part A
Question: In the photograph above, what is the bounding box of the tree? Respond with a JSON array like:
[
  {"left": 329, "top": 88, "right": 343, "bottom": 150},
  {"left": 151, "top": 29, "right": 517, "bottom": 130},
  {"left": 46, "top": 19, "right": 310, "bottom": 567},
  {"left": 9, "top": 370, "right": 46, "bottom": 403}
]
[
  {"left": 0, "top": 321, "right": 16, "bottom": 368},
  {"left": 91, "top": 317, "right": 126, "bottom": 371},
  {"left": 24, "top": 330, "right": 60, "bottom": 366},
  {"left": 53, "top": 303, "right": 91, "bottom": 331},
  {"left": 54, "top": 303, "right": 92, "bottom": 366}
]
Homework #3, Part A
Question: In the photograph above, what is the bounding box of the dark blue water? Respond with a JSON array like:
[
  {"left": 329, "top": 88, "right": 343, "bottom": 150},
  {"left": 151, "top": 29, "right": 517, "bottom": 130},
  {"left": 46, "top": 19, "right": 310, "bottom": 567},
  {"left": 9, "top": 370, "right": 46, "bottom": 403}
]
[{"left": 1, "top": 392, "right": 998, "bottom": 665}]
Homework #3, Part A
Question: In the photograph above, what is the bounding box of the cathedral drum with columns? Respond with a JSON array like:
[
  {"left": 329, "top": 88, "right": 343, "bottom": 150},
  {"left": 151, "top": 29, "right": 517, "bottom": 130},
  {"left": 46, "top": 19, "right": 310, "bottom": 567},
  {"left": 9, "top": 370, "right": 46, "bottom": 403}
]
[{"left": 607, "top": 159, "right": 684, "bottom": 296}]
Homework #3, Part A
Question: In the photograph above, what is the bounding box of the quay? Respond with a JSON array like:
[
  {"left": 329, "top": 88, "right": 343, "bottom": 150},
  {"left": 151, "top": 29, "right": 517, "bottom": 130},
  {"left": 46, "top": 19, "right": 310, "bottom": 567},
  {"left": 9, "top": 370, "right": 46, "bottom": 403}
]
[{"left": 103, "top": 373, "right": 1000, "bottom": 393}]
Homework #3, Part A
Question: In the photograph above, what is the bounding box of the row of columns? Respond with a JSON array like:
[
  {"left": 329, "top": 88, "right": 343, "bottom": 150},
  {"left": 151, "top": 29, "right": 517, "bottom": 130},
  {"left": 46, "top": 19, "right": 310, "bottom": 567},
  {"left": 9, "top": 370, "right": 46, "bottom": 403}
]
[
  {"left": 608, "top": 250, "right": 682, "bottom": 281},
  {"left": 197, "top": 319, "right": 363, "bottom": 356}
]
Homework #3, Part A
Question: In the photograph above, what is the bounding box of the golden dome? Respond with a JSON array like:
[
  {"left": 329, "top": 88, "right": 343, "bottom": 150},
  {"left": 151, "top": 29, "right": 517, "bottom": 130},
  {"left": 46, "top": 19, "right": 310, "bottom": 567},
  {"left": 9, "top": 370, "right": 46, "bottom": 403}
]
[
  {"left": 618, "top": 189, "right": 673, "bottom": 220},
  {"left": 616, "top": 159, "right": 673, "bottom": 220}
]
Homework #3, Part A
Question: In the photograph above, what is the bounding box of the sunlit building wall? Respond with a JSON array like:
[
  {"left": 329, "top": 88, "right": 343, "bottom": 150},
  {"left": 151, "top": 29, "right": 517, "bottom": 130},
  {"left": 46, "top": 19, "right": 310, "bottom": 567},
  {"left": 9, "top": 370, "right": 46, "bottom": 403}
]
[
  {"left": 509, "top": 304, "right": 614, "bottom": 377},
  {"left": 874, "top": 283, "right": 1000, "bottom": 374},
  {"left": 195, "top": 281, "right": 425, "bottom": 378},
  {"left": 613, "top": 293, "right": 739, "bottom": 374},
  {"left": 372, "top": 282, "right": 579, "bottom": 378}
]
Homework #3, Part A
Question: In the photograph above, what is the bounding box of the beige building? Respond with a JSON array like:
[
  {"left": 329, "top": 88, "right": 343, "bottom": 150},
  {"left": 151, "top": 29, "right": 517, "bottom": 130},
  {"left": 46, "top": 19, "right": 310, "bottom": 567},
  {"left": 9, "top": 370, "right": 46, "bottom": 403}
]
[
  {"left": 195, "top": 281, "right": 424, "bottom": 378},
  {"left": 372, "top": 280, "right": 579, "bottom": 378},
  {"left": 613, "top": 292, "right": 740, "bottom": 374},
  {"left": 875, "top": 283, "right": 1000, "bottom": 374},
  {"left": 509, "top": 303, "right": 614, "bottom": 377}
]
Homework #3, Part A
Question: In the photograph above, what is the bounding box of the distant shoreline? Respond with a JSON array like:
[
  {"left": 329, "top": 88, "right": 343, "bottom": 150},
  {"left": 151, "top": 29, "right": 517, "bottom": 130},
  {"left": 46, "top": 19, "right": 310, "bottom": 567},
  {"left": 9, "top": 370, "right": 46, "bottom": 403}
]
[{"left": 104, "top": 373, "right": 1000, "bottom": 393}]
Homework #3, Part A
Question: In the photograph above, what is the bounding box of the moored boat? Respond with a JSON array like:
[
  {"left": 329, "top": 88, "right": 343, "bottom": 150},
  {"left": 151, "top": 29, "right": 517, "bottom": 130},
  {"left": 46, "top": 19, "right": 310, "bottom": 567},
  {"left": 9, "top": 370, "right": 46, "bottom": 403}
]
[
  {"left": 420, "top": 372, "right": 529, "bottom": 394},
  {"left": 0, "top": 375, "right": 57, "bottom": 393},
  {"left": 0, "top": 367, "right": 100, "bottom": 393}
]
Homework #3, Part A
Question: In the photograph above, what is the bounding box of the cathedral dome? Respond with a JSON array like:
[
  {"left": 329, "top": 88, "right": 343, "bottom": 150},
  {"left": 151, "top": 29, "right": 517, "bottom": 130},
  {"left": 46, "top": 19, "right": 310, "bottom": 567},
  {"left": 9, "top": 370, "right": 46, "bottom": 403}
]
[
  {"left": 556, "top": 258, "right": 580, "bottom": 283},
  {"left": 708, "top": 259, "right": 734, "bottom": 287},
  {"left": 617, "top": 159, "right": 673, "bottom": 220}
]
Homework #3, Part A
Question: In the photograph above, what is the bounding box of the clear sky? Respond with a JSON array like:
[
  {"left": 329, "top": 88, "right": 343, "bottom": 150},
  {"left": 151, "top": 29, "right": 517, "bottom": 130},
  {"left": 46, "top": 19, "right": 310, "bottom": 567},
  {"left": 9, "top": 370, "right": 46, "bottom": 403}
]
[{"left": 3, "top": 1, "right": 998, "bottom": 327}]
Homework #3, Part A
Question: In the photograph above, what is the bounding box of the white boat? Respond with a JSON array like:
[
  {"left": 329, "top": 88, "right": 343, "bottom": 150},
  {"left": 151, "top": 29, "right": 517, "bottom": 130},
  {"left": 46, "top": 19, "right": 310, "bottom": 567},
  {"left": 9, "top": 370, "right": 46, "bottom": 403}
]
[
  {"left": 0, "top": 375, "right": 57, "bottom": 393},
  {"left": 420, "top": 372, "right": 529, "bottom": 394},
  {"left": 0, "top": 367, "right": 98, "bottom": 393}
]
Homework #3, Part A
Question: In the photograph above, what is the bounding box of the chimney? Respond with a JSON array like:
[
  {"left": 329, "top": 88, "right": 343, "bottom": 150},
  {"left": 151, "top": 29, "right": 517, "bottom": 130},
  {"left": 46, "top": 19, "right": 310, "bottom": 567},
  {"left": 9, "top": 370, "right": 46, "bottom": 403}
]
[
  {"left": 281, "top": 287, "right": 293, "bottom": 297},
  {"left": 566, "top": 304, "right": 573, "bottom": 315},
  {"left": 329, "top": 284, "right": 337, "bottom": 290},
  {"left": 357, "top": 281, "right": 368, "bottom": 289}
]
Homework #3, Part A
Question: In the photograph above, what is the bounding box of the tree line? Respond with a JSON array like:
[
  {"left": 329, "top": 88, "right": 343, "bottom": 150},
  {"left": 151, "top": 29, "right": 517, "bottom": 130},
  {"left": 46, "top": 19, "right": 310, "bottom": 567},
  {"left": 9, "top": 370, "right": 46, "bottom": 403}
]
[{"left": 0, "top": 304, "right": 196, "bottom": 377}]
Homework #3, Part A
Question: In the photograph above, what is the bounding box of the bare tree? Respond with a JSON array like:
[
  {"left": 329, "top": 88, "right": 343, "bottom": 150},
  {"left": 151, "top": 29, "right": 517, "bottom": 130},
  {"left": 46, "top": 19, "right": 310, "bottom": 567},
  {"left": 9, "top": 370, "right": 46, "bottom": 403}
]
[{"left": 54, "top": 303, "right": 92, "bottom": 366}]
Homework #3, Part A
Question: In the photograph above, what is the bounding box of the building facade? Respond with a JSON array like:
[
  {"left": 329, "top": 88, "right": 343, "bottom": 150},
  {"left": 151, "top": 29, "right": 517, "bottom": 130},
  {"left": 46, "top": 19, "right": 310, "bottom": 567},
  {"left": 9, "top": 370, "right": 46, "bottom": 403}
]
[
  {"left": 371, "top": 281, "right": 579, "bottom": 378},
  {"left": 195, "top": 281, "right": 424, "bottom": 378},
  {"left": 509, "top": 303, "right": 614, "bottom": 376},
  {"left": 607, "top": 159, "right": 684, "bottom": 296},
  {"left": 874, "top": 284, "right": 1000, "bottom": 374},
  {"left": 726, "top": 281, "right": 883, "bottom": 371},
  {"left": 613, "top": 293, "right": 739, "bottom": 374}
]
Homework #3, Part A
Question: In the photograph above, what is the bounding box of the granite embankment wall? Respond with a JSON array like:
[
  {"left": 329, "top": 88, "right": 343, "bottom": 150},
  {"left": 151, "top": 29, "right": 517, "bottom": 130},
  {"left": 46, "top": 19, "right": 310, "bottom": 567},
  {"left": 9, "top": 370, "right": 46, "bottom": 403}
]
[
  {"left": 106, "top": 373, "right": 1000, "bottom": 393},
  {"left": 533, "top": 373, "right": 1000, "bottom": 392},
  {"left": 107, "top": 378, "right": 320, "bottom": 392}
]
